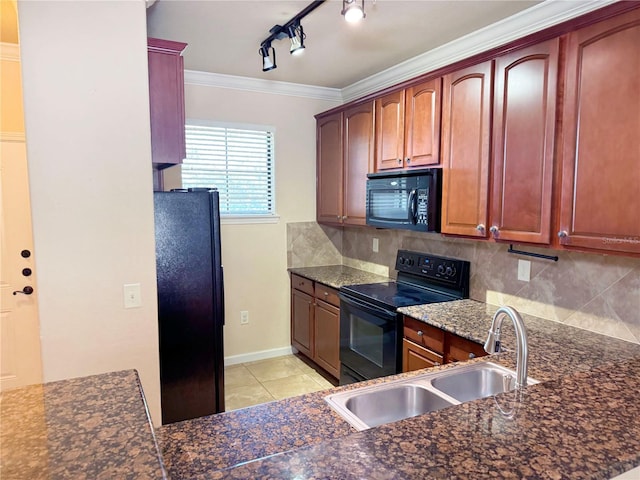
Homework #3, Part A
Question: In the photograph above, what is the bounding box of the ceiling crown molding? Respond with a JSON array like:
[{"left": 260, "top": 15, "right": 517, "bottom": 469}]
[
  {"left": 341, "top": 0, "right": 618, "bottom": 102},
  {"left": 184, "top": 70, "right": 342, "bottom": 102}
]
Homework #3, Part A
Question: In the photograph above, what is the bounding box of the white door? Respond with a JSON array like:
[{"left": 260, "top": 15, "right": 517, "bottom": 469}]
[{"left": 0, "top": 39, "right": 43, "bottom": 391}]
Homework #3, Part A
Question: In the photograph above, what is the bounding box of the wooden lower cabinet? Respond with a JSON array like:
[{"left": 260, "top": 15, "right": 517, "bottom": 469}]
[
  {"left": 314, "top": 300, "right": 340, "bottom": 378},
  {"left": 290, "top": 274, "right": 340, "bottom": 379},
  {"left": 402, "top": 315, "right": 486, "bottom": 372}
]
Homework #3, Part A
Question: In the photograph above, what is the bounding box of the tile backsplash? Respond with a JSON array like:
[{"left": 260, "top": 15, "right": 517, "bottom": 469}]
[{"left": 287, "top": 222, "right": 640, "bottom": 344}]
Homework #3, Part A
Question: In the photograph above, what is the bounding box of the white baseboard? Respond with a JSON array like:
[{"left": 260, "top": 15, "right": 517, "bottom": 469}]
[{"left": 224, "top": 346, "right": 295, "bottom": 366}]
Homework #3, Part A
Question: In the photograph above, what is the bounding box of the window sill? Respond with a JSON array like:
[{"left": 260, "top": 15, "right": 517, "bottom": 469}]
[{"left": 221, "top": 214, "right": 280, "bottom": 225}]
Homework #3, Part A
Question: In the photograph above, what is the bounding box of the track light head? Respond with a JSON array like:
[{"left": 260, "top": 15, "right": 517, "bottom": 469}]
[
  {"left": 287, "top": 23, "right": 305, "bottom": 56},
  {"left": 342, "top": 0, "right": 365, "bottom": 22},
  {"left": 259, "top": 44, "right": 276, "bottom": 72}
]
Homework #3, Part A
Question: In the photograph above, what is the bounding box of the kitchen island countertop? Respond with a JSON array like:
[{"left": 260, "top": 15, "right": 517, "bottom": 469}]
[
  {"left": 0, "top": 369, "right": 167, "bottom": 479},
  {"left": 158, "top": 298, "right": 640, "bottom": 479}
]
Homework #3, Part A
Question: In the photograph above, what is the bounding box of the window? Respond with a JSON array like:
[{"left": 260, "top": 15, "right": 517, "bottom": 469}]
[{"left": 182, "top": 121, "right": 276, "bottom": 220}]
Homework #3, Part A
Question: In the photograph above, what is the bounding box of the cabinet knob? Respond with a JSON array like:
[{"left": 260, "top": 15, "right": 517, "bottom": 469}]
[
  {"left": 337, "top": 215, "right": 341, "bottom": 220},
  {"left": 476, "top": 224, "right": 486, "bottom": 233},
  {"left": 397, "top": 158, "right": 402, "bottom": 164},
  {"left": 489, "top": 226, "right": 499, "bottom": 235},
  {"left": 324, "top": 292, "right": 329, "bottom": 296},
  {"left": 417, "top": 330, "right": 423, "bottom": 336},
  {"left": 558, "top": 230, "right": 568, "bottom": 238},
  {"left": 406, "top": 157, "right": 411, "bottom": 164},
  {"left": 469, "top": 353, "right": 476, "bottom": 359},
  {"left": 342, "top": 216, "right": 347, "bottom": 220}
]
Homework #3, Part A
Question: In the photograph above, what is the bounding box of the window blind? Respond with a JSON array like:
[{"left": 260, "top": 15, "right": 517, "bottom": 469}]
[{"left": 182, "top": 123, "right": 275, "bottom": 216}]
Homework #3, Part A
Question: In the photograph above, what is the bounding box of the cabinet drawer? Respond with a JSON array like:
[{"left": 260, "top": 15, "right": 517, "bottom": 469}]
[
  {"left": 403, "top": 316, "right": 445, "bottom": 354},
  {"left": 291, "top": 274, "right": 314, "bottom": 296},
  {"left": 314, "top": 284, "right": 340, "bottom": 307},
  {"left": 447, "top": 334, "right": 486, "bottom": 363}
]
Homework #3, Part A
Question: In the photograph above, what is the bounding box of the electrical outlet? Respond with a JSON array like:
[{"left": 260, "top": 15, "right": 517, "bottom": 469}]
[
  {"left": 372, "top": 237, "right": 379, "bottom": 253},
  {"left": 123, "top": 283, "right": 142, "bottom": 308},
  {"left": 240, "top": 310, "right": 249, "bottom": 325},
  {"left": 517, "top": 260, "right": 531, "bottom": 282}
]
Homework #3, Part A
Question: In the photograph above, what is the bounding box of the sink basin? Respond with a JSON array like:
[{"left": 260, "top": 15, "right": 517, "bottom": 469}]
[
  {"left": 343, "top": 384, "right": 454, "bottom": 429},
  {"left": 430, "top": 363, "right": 531, "bottom": 402},
  {"left": 325, "top": 362, "right": 538, "bottom": 430}
]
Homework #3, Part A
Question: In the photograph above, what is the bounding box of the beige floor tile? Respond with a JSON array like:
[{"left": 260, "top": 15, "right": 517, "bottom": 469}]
[
  {"left": 307, "top": 371, "right": 335, "bottom": 389},
  {"left": 244, "top": 356, "right": 307, "bottom": 382},
  {"left": 224, "top": 365, "right": 260, "bottom": 389},
  {"left": 262, "top": 374, "right": 327, "bottom": 400},
  {"left": 225, "top": 384, "right": 275, "bottom": 412}
]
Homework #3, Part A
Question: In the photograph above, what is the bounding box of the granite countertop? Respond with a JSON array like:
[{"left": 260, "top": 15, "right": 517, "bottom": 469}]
[
  {"left": 158, "top": 299, "right": 640, "bottom": 479},
  {"left": 0, "top": 369, "right": 166, "bottom": 479},
  {"left": 288, "top": 264, "right": 390, "bottom": 289}
]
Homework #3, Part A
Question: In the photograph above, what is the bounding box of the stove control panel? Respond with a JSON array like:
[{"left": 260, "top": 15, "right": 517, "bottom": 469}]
[{"left": 395, "top": 250, "right": 470, "bottom": 291}]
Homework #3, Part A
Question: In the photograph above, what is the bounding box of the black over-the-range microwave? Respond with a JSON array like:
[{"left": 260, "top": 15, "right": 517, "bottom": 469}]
[{"left": 365, "top": 168, "right": 442, "bottom": 232}]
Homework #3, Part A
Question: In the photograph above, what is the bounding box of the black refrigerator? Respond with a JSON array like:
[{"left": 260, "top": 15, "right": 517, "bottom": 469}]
[{"left": 153, "top": 189, "right": 225, "bottom": 424}]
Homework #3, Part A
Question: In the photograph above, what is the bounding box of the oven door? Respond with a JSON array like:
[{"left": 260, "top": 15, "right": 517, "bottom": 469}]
[{"left": 339, "top": 293, "right": 401, "bottom": 384}]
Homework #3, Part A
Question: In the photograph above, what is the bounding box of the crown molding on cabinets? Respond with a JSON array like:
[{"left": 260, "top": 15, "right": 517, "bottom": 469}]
[
  {"left": 341, "top": 0, "right": 618, "bottom": 103},
  {"left": 184, "top": 70, "right": 342, "bottom": 102}
]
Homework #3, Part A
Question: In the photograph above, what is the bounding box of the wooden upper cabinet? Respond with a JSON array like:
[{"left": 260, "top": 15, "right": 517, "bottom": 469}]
[
  {"left": 147, "top": 38, "right": 187, "bottom": 169},
  {"left": 490, "top": 39, "right": 559, "bottom": 244},
  {"left": 404, "top": 78, "right": 442, "bottom": 168},
  {"left": 441, "top": 61, "right": 493, "bottom": 237},
  {"left": 343, "top": 102, "right": 374, "bottom": 225},
  {"left": 375, "top": 90, "right": 405, "bottom": 171},
  {"left": 559, "top": 9, "right": 640, "bottom": 254},
  {"left": 316, "top": 112, "right": 344, "bottom": 225},
  {"left": 375, "top": 78, "right": 441, "bottom": 171}
]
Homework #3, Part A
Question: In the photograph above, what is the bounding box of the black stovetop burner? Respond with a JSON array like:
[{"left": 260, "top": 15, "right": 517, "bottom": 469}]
[{"left": 340, "top": 250, "right": 470, "bottom": 310}]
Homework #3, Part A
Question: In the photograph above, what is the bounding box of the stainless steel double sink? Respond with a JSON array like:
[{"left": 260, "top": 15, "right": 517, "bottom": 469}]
[{"left": 324, "top": 362, "right": 538, "bottom": 430}]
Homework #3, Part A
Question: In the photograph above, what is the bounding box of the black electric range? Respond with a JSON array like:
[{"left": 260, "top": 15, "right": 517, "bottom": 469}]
[{"left": 338, "top": 250, "right": 470, "bottom": 384}]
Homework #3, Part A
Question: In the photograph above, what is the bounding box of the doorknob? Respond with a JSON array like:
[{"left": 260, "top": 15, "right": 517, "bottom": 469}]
[{"left": 13, "top": 286, "right": 34, "bottom": 295}]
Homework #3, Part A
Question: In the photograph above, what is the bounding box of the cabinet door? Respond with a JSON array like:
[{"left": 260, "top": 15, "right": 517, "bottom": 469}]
[
  {"left": 147, "top": 38, "right": 187, "bottom": 168},
  {"left": 314, "top": 300, "right": 340, "bottom": 379},
  {"left": 291, "top": 288, "right": 314, "bottom": 358},
  {"left": 343, "top": 102, "right": 374, "bottom": 225},
  {"left": 490, "top": 40, "right": 559, "bottom": 244},
  {"left": 402, "top": 339, "right": 443, "bottom": 372},
  {"left": 375, "top": 90, "right": 405, "bottom": 171},
  {"left": 445, "top": 334, "right": 486, "bottom": 363},
  {"left": 441, "top": 61, "right": 493, "bottom": 237},
  {"left": 316, "top": 112, "right": 344, "bottom": 225},
  {"left": 559, "top": 9, "right": 640, "bottom": 254},
  {"left": 405, "top": 78, "right": 442, "bottom": 168}
]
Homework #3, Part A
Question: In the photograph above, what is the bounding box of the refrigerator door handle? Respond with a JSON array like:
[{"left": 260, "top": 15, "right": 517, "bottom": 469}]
[{"left": 220, "top": 265, "right": 225, "bottom": 326}]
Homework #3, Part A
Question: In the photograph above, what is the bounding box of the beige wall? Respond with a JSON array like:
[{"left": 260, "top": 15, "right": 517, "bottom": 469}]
[
  {"left": 183, "top": 84, "right": 340, "bottom": 359},
  {"left": 18, "top": 1, "right": 161, "bottom": 423}
]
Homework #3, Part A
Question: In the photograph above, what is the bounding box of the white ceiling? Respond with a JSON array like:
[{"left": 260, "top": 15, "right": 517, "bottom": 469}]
[{"left": 146, "top": 0, "right": 543, "bottom": 89}]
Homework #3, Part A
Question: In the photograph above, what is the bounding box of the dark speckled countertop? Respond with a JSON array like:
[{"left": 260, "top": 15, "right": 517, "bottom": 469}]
[
  {"left": 288, "top": 265, "right": 390, "bottom": 289},
  {"left": 0, "top": 370, "right": 166, "bottom": 479},
  {"left": 159, "top": 297, "right": 640, "bottom": 480}
]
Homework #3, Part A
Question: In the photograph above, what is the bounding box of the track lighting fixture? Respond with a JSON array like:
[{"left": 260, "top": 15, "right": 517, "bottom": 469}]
[
  {"left": 257, "top": 0, "right": 325, "bottom": 72},
  {"left": 259, "top": 43, "right": 276, "bottom": 72},
  {"left": 287, "top": 22, "right": 305, "bottom": 56},
  {"left": 342, "top": 0, "right": 365, "bottom": 22}
]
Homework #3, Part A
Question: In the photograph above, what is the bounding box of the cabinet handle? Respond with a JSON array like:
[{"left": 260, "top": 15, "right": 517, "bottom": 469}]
[
  {"left": 417, "top": 330, "right": 424, "bottom": 336},
  {"left": 342, "top": 216, "right": 347, "bottom": 220},
  {"left": 489, "top": 226, "right": 499, "bottom": 235},
  {"left": 324, "top": 292, "right": 329, "bottom": 296},
  {"left": 468, "top": 353, "right": 476, "bottom": 359},
  {"left": 558, "top": 230, "right": 568, "bottom": 238},
  {"left": 336, "top": 215, "right": 341, "bottom": 220},
  {"left": 476, "top": 224, "right": 486, "bottom": 233},
  {"left": 406, "top": 157, "right": 411, "bottom": 164},
  {"left": 397, "top": 158, "right": 402, "bottom": 164}
]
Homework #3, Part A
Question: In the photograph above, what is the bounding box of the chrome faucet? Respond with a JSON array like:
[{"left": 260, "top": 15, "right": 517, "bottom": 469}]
[{"left": 484, "top": 306, "right": 529, "bottom": 388}]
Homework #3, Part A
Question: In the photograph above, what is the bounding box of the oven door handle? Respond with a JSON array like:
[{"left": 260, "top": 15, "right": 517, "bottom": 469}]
[{"left": 339, "top": 294, "right": 397, "bottom": 320}]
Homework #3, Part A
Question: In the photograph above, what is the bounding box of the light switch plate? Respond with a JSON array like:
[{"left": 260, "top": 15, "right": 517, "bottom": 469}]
[
  {"left": 123, "top": 283, "right": 142, "bottom": 308},
  {"left": 517, "top": 260, "right": 531, "bottom": 282}
]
